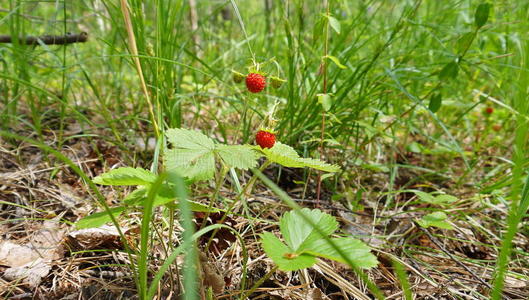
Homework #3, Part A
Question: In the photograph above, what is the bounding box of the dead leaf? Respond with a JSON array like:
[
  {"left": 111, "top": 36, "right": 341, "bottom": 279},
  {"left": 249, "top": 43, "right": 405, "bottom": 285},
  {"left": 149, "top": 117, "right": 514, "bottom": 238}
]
[
  {"left": 0, "top": 221, "right": 64, "bottom": 287},
  {"left": 3, "top": 258, "right": 51, "bottom": 288},
  {"left": 66, "top": 224, "right": 123, "bottom": 251}
]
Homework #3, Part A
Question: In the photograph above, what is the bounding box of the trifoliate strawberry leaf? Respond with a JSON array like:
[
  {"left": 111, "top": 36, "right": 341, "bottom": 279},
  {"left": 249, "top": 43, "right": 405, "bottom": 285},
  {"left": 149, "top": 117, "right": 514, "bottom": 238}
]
[
  {"left": 216, "top": 144, "right": 261, "bottom": 170},
  {"left": 165, "top": 128, "right": 261, "bottom": 181},
  {"left": 417, "top": 212, "right": 454, "bottom": 230},
  {"left": 280, "top": 208, "right": 338, "bottom": 251},
  {"left": 260, "top": 232, "right": 316, "bottom": 271},
  {"left": 303, "top": 237, "right": 378, "bottom": 269},
  {"left": 93, "top": 167, "right": 156, "bottom": 186},
  {"left": 166, "top": 128, "right": 215, "bottom": 150},
  {"left": 165, "top": 148, "right": 215, "bottom": 181},
  {"left": 76, "top": 206, "right": 126, "bottom": 229},
  {"left": 259, "top": 143, "right": 340, "bottom": 173}
]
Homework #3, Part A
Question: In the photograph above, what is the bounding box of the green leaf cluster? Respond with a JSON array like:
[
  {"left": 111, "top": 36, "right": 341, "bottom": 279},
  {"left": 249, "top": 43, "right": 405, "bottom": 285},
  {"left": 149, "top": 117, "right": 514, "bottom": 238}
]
[
  {"left": 261, "top": 208, "right": 378, "bottom": 271},
  {"left": 258, "top": 142, "right": 340, "bottom": 173},
  {"left": 417, "top": 212, "right": 454, "bottom": 230},
  {"left": 165, "top": 129, "right": 340, "bottom": 182},
  {"left": 164, "top": 128, "right": 259, "bottom": 182},
  {"left": 79, "top": 167, "right": 218, "bottom": 228}
]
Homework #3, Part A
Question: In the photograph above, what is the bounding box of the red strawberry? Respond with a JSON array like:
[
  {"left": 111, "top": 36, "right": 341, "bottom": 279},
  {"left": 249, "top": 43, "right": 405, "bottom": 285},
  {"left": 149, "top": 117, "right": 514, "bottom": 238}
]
[
  {"left": 255, "top": 130, "right": 276, "bottom": 149},
  {"left": 245, "top": 73, "right": 266, "bottom": 93},
  {"left": 485, "top": 107, "right": 494, "bottom": 114},
  {"left": 492, "top": 124, "right": 501, "bottom": 131}
]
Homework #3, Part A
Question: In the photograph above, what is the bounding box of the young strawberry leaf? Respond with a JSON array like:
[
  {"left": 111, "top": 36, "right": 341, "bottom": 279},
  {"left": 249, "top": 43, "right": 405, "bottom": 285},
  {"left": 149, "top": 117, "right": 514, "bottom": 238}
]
[
  {"left": 261, "top": 208, "right": 378, "bottom": 271},
  {"left": 417, "top": 212, "right": 454, "bottom": 230},
  {"left": 165, "top": 128, "right": 260, "bottom": 181},
  {"left": 280, "top": 208, "right": 338, "bottom": 251},
  {"left": 165, "top": 148, "right": 215, "bottom": 181},
  {"left": 216, "top": 144, "right": 261, "bottom": 170},
  {"left": 93, "top": 167, "right": 157, "bottom": 186},
  {"left": 259, "top": 143, "right": 340, "bottom": 173},
  {"left": 261, "top": 232, "right": 316, "bottom": 271},
  {"left": 303, "top": 237, "right": 378, "bottom": 269},
  {"left": 166, "top": 128, "right": 215, "bottom": 150}
]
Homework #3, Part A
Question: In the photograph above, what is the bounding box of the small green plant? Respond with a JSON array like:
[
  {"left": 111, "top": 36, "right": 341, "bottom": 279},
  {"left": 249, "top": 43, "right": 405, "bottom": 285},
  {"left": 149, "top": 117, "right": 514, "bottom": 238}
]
[
  {"left": 417, "top": 212, "right": 454, "bottom": 230},
  {"left": 78, "top": 128, "right": 340, "bottom": 227},
  {"left": 260, "top": 208, "right": 378, "bottom": 271}
]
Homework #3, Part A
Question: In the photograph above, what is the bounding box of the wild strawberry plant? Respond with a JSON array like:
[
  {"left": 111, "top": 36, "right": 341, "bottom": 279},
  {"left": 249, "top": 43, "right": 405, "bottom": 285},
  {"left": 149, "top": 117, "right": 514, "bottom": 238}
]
[
  {"left": 261, "top": 208, "right": 378, "bottom": 271},
  {"left": 77, "top": 128, "right": 339, "bottom": 227}
]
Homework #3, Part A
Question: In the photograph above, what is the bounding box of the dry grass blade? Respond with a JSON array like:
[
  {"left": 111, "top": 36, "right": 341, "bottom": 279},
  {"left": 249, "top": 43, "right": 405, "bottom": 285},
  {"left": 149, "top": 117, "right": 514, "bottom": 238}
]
[{"left": 313, "top": 260, "right": 371, "bottom": 300}]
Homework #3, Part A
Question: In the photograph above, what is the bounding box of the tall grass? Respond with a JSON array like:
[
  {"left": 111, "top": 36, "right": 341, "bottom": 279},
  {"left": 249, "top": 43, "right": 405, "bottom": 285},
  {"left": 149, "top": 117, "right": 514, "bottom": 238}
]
[{"left": 1, "top": 0, "right": 528, "bottom": 299}]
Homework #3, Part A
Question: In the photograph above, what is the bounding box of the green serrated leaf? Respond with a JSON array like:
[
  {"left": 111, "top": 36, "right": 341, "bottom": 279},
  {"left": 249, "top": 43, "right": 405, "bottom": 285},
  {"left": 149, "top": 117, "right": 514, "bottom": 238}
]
[
  {"left": 475, "top": 3, "right": 491, "bottom": 28},
  {"left": 260, "top": 143, "right": 340, "bottom": 172},
  {"left": 439, "top": 61, "right": 459, "bottom": 80},
  {"left": 76, "top": 207, "right": 125, "bottom": 229},
  {"left": 164, "top": 148, "right": 215, "bottom": 181},
  {"left": 261, "top": 232, "right": 316, "bottom": 271},
  {"left": 328, "top": 16, "right": 341, "bottom": 34},
  {"left": 280, "top": 208, "right": 338, "bottom": 252},
  {"left": 317, "top": 93, "right": 332, "bottom": 112},
  {"left": 93, "top": 167, "right": 156, "bottom": 186},
  {"left": 428, "top": 93, "right": 442, "bottom": 113},
  {"left": 166, "top": 128, "right": 215, "bottom": 150},
  {"left": 324, "top": 55, "right": 347, "bottom": 69},
  {"left": 216, "top": 144, "right": 261, "bottom": 170},
  {"left": 123, "top": 187, "right": 148, "bottom": 205},
  {"left": 304, "top": 237, "right": 378, "bottom": 269},
  {"left": 417, "top": 212, "right": 453, "bottom": 229}
]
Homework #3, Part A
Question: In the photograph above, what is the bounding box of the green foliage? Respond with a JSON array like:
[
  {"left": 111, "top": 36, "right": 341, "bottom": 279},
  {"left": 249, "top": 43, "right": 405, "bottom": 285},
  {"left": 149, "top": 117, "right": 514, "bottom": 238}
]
[
  {"left": 428, "top": 93, "right": 442, "bottom": 113},
  {"left": 475, "top": 3, "right": 491, "bottom": 28},
  {"left": 317, "top": 93, "right": 332, "bottom": 112},
  {"left": 164, "top": 128, "right": 260, "bottom": 182},
  {"left": 417, "top": 212, "right": 454, "bottom": 230},
  {"left": 261, "top": 208, "right": 378, "bottom": 271},
  {"left": 327, "top": 16, "right": 341, "bottom": 34},
  {"left": 411, "top": 190, "right": 458, "bottom": 205},
  {"left": 76, "top": 207, "right": 126, "bottom": 229},
  {"left": 93, "top": 167, "right": 157, "bottom": 186},
  {"left": 439, "top": 61, "right": 459, "bottom": 80},
  {"left": 258, "top": 143, "right": 340, "bottom": 173}
]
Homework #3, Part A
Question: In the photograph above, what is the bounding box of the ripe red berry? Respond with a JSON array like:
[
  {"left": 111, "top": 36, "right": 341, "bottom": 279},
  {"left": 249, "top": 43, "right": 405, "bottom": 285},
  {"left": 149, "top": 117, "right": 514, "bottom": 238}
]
[
  {"left": 245, "top": 73, "right": 266, "bottom": 93},
  {"left": 255, "top": 130, "right": 276, "bottom": 149},
  {"left": 485, "top": 107, "right": 494, "bottom": 114},
  {"left": 492, "top": 124, "right": 501, "bottom": 132}
]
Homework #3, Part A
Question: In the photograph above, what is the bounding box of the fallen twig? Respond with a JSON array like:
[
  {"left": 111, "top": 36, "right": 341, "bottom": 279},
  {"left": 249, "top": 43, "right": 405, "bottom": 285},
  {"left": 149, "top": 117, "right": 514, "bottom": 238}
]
[{"left": 0, "top": 32, "right": 88, "bottom": 45}]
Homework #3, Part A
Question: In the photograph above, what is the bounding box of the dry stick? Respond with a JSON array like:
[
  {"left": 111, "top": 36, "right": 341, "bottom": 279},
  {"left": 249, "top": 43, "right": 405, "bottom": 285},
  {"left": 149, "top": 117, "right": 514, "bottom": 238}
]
[
  {"left": 119, "top": 0, "right": 160, "bottom": 138},
  {"left": 0, "top": 32, "right": 88, "bottom": 45},
  {"left": 188, "top": 0, "right": 201, "bottom": 58},
  {"left": 416, "top": 225, "right": 502, "bottom": 295}
]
